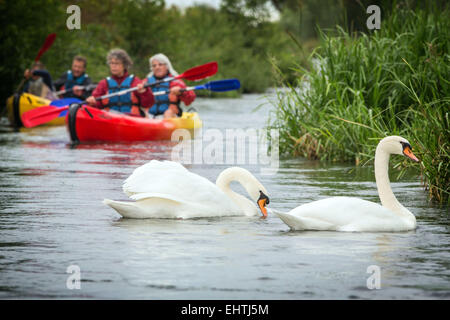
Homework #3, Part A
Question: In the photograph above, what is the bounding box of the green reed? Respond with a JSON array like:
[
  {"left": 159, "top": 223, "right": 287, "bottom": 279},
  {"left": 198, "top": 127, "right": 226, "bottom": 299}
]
[{"left": 268, "top": 6, "right": 449, "bottom": 204}]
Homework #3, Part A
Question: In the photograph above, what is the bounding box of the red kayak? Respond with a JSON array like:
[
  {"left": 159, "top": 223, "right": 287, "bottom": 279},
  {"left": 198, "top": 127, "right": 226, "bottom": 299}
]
[{"left": 66, "top": 105, "right": 202, "bottom": 143}]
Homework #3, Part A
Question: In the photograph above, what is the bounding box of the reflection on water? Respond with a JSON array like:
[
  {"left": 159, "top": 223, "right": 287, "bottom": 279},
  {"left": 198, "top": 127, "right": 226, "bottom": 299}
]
[{"left": 0, "top": 94, "right": 449, "bottom": 299}]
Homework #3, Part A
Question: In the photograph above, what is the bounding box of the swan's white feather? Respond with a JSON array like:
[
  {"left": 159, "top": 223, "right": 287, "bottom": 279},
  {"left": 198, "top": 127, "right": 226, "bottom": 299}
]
[
  {"left": 129, "top": 192, "right": 186, "bottom": 202},
  {"left": 274, "top": 197, "right": 415, "bottom": 232},
  {"left": 272, "top": 136, "right": 417, "bottom": 232},
  {"left": 103, "top": 197, "right": 242, "bottom": 219},
  {"left": 105, "top": 160, "right": 248, "bottom": 219}
]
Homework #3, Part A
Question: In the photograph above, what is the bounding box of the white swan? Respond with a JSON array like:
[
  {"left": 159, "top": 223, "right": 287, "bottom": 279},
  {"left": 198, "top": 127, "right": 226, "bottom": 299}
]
[
  {"left": 103, "top": 160, "right": 270, "bottom": 219},
  {"left": 274, "top": 136, "right": 420, "bottom": 232}
]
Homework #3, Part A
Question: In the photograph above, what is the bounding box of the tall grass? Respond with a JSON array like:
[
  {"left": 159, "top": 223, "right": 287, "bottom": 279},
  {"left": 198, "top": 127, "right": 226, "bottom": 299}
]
[
  {"left": 268, "top": 6, "right": 449, "bottom": 204},
  {"left": 409, "top": 101, "right": 449, "bottom": 203}
]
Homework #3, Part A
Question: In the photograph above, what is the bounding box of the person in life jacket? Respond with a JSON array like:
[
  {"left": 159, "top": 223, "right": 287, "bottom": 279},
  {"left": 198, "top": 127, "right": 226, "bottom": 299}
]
[
  {"left": 145, "top": 53, "right": 196, "bottom": 118},
  {"left": 86, "top": 49, "right": 154, "bottom": 117},
  {"left": 54, "top": 55, "right": 93, "bottom": 99},
  {"left": 23, "top": 61, "right": 58, "bottom": 100}
]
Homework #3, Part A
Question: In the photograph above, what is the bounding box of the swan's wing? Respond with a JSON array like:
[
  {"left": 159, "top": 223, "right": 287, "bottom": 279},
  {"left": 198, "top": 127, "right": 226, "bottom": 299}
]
[
  {"left": 123, "top": 160, "right": 188, "bottom": 195},
  {"left": 280, "top": 197, "right": 404, "bottom": 231},
  {"left": 122, "top": 160, "right": 228, "bottom": 205},
  {"left": 272, "top": 209, "right": 336, "bottom": 230},
  {"left": 129, "top": 192, "right": 185, "bottom": 202},
  {"left": 103, "top": 198, "right": 182, "bottom": 219}
]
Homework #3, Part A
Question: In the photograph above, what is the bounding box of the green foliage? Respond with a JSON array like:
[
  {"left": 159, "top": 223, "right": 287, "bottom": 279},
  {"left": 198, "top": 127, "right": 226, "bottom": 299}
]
[
  {"left": 110, "top": 0, "right": 168, "bottom": 77},
  {"left": 0, "top": 0, "right": 300, "bottom": 105},
  {"left": 409, "top": 101, "right": 449, "bottom": 204},
  {"left": 268, "top": 4, "right": 450, "bottom": 204},
  {"left": 0, "top": 0, "right": 62, "bottom": 102}
]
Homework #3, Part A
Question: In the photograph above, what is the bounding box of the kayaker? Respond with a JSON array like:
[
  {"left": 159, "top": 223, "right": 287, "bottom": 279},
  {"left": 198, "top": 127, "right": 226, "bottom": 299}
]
[
  {"left": 23, "top": 61, "right": 58, "bottom": 100},
  {"left": 86, "top": 48, "right": 154, "bottom": 117},
  {"left": 54, "top": 55, "right": 93, "bottom": 99},
  {"left": 145, "top": 53, "right": 196, "bottom": 118}
]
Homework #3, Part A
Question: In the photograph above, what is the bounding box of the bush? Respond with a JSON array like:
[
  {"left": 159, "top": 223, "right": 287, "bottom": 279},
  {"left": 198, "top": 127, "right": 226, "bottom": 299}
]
[{"left": 268, "top": 5, "right": 450, "bottom": 204}]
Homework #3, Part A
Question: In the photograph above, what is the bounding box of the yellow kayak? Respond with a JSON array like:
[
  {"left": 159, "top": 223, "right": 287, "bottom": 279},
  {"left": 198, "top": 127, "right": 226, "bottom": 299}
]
[
  {"left": 6, "top": 93, "right": 65, "bottom": 127},
  {"left": 167, "top": 111, "right": 202, "bottom": 137}
]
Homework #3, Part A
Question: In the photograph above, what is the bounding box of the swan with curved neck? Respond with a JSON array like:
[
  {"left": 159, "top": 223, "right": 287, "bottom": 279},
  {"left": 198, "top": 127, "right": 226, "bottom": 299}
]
[
  {"left": 216, "top": 167, "right": 270, "bottom": 217},
  {"left": 103, "top": 160, "right": 270, "bottom": 219},
  {"left": 274, "top": 136, "right": 419, "bottom": 232}
]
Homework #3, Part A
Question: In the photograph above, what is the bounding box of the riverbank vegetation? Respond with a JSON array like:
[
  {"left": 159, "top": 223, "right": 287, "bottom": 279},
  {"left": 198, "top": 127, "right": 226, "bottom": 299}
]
[
  {"left": 268, "top": 2, "right": 449, "bottom": 204},
  {"left": 0, "top": 0, "right": 302, "bottom": 102},
  {"left": 0, "top": 0, "right": 396, "bottom": 103}
]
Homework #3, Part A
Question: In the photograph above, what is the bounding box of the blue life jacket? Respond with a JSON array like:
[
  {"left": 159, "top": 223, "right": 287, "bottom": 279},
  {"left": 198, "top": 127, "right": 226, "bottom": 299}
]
[
  {"left": 147, "top": 75, "right": 179, "bottom": 115},
  {"left": 106, "top": 74, "right": 135, "bottom": 113},
  {"left": 65, "top": 70, "right": 88, "bottom": 90}
]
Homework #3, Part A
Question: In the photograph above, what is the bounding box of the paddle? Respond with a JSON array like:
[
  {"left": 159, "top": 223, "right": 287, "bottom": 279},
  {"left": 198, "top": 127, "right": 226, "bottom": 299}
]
[
  {"left": 15, "top": 33, "right": 57, "bottom": 93},
  {"left": 102, "top": 61, "right": 219, "bottom": 98},
  {"left": 51, "top": 58, "right": 217, "bottom": 96},
  {"left": 54, "top": 83, "right": 97, "bottom": 96},
  {"left": 153, "top": 79, "right": 241, "bottom": 96},
  {"left": 66, "top": 61, "right": 218, "bottom": 101},
  {"left": 49, "top": 97, "right": 82, "bottom": 117},
  {"left": 22, "top": 62, "right": 219, "bottom": 128},
  {"left": 153, "top": 61, "right": 218, "bottom": 84}
]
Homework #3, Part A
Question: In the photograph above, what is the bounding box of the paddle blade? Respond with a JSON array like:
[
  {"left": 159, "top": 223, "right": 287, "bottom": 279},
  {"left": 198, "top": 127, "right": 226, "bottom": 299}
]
[
  {"left": 201, "top": 79, "right": 241, "bottom": 92},
  {"left": 35, "top": 33, "right": 56, "bottom": 62},
  {"left": 50, "top": 98, "right": 81, "bottom": 107},
  {"left": 50, "top": 98, "right": 81, "bottom": 117},
  {"left": 178, "top": 62, "right": 218, "bottom": 81},
  {"left": 22, "top": 105, "right": 69, "bottom": 128}
]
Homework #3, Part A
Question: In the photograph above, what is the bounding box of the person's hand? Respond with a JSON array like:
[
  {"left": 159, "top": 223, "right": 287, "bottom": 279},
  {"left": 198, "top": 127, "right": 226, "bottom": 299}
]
[
  {"left": 170, "top": 86, "right": 182, "bottom": 96},
  {"left": 73, "top": 85, "right": 83, "bottom": 97},
  {"left": 24, "top": 69, "right": 32, "bottom": 79},
  {"left": 136, "top": 82, "right": 146, "bottom": 94},
  {"left": 86, "top": 96, "right": 96, "bottom": 106}
]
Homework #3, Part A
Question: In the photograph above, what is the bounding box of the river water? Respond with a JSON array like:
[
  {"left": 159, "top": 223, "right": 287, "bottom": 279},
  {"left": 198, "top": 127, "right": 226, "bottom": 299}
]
[{"left": 0, "top": 93, "right": 448, "bottom": 299}]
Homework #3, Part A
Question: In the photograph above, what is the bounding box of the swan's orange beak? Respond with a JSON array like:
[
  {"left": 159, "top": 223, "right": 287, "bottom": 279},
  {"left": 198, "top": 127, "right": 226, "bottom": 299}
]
[
  {"left": 402, "top": 144, "right": 419, "bottom": 162},
  {"left": 257, "top": 191, "right": 269, "bottom": 219}
]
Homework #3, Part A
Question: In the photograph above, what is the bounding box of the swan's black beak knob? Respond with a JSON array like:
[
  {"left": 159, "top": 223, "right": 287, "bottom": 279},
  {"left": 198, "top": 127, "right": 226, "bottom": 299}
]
[
  {"left": 257, "top": 191, "right": 270, "bottom": 218},
  {"left": 401, "top": 142, "right": 419, "bottom": 162}
]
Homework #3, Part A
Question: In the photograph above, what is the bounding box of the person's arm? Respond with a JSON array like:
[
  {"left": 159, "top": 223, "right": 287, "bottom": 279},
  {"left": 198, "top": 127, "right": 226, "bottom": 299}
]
[
  {"left": 87, "top": 79, "right": 107, "bottom": 109},
  {"left": 32, "top": 70, "right": 54, "bottom": 91},
  {"left": 132, "top": 77, "right": 154, "bottom": 108},
  {"left": 170, "top": 79, "right": 196, "bottom": 106}
]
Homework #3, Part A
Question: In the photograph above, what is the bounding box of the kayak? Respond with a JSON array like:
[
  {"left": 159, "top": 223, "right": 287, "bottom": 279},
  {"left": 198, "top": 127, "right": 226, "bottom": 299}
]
[
  {"left": 5, "top": 93, "right": 79, "bottom": 127},
  {"left": 5, "top": 93, "right": 56, "bottom": 127},
  {"left": 66, "top": 104, "right": 202, "bottom": 143}
]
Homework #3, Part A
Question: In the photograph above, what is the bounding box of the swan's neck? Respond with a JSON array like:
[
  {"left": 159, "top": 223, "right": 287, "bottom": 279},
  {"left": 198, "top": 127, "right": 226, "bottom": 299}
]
[
  {"left": 374, "top": 148, "right": 413, "bottom": 219},
  {"left": 216, "top": 171, "right": 257, "bottom": 216}
]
